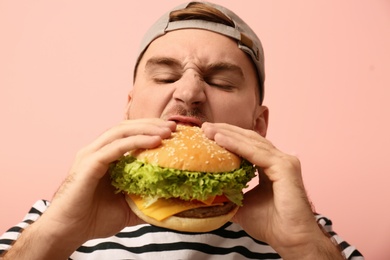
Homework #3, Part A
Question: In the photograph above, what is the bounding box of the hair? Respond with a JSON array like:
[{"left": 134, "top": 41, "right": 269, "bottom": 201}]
[{"left": 169, "top": 2, "right": 235, "bottom": 27}]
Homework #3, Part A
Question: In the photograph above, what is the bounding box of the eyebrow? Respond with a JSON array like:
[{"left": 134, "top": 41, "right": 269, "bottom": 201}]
[
  {"left": 145, "top": 57, "right": 182, "bottom": 71},
  {"left": 204, "top": 62, "right": 244, "bottom": 79},
  {"left": 145, "top": 57, "right": 244, "bottom": 79}
]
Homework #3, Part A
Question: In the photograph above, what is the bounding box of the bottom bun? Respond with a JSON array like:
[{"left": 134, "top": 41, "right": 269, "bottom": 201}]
[{"left": 125, "top": 195, "right": 238, "bottom": 233}]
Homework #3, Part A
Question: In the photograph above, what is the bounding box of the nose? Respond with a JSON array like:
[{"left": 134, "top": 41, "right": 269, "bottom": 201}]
[{"left": 172, "top": 72, "right": 206, "bottom": 107}]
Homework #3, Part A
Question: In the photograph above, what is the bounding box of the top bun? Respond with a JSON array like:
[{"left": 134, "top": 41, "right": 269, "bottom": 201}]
[{"left": 132, "top": 125, "right": 241, "bottom": 173}]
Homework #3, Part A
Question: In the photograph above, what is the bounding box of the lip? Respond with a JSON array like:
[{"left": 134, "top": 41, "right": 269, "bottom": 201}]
[{"left": 167, "top": 115, "right": 203, "bottom": 127}]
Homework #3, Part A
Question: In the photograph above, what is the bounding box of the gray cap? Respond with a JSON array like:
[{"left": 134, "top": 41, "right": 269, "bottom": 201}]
[{"left": 135, "top": 1, "right": 265, "bottom": 103}]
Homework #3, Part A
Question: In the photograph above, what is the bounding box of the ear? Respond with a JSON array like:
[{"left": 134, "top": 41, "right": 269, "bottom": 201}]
[
  {"left": 124, "top": 90, "right": 133, "bottom": 120},
  {"left": 254, "top": 105, "right": 269, "bottom": 137}
]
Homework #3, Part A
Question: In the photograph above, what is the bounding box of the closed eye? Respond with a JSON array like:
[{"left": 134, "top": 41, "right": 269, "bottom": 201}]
[
  {"left": 203, "top": 63, "right": 243, "bottom": 92},
  {"left": 154, "top": 77, "right": 178, "bottom": 84},
  {"left": 151, "top": 72, "right": 181, "bottom": 84},
  {"left": 208, "top": 82, "right": 235, "bottom": 91},
  {"left": 205, "top": 77, "right": 237, "bottom": 91}
]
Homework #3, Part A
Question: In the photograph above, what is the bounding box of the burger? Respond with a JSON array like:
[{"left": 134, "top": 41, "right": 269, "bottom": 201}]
[{"left": 110, "top": 124, "right": 256, "bottom": 232}]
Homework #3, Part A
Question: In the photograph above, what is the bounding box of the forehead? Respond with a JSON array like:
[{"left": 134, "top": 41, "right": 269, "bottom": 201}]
[{"left": 138, "top": 29, "right": 256, "bottom": 72}]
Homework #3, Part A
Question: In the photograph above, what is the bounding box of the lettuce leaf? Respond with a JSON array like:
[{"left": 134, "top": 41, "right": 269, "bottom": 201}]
[{"left": 109, "top": 155, "right": 256, "bottom": 206}]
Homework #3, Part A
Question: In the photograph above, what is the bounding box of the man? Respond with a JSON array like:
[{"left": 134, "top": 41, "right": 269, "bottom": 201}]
[{"left": 0, "top": 2, "right": 363, "bottom": 259}]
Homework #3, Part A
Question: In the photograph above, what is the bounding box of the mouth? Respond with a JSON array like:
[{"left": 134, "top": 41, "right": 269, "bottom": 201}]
[{"left": 167, "top": 115, "right": 203, "bottom": 127}]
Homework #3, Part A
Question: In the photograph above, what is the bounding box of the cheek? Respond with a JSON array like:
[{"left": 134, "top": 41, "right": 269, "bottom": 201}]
[
  {"left": 211, "top": 96, "right": 257, "bottom": 129},
  {"left": 127, "top": 88, "right": 169, "bottom": 119}
]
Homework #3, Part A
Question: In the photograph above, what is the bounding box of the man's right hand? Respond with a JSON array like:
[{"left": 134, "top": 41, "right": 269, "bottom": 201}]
[{"left": 2, "top": 119, "right": 176, "bottom": 260}]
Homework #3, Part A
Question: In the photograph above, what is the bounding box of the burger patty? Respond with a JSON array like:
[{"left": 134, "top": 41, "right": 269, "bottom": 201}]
[{"left": 175, "top": 201, "right": 237, "bottom": 218}]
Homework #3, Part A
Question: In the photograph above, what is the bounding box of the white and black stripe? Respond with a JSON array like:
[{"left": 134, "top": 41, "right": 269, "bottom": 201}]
[{"left": 0, "top": 200, "right": 364, "bottom": 259}]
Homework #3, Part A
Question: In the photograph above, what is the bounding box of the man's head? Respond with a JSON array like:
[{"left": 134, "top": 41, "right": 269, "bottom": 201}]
[
  {"left": 134, "top": 2, "right": 265, "bottom": 103},
  {"left": 126, "top": 1, "right": 268, "bottom": 136}
]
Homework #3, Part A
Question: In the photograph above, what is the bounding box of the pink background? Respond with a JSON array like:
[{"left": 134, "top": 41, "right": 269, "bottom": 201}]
[{"left": 1, "top": 0, "right": 389, "bottom": 258}]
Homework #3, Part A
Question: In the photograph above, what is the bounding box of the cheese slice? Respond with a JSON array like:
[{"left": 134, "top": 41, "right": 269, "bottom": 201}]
[{"left": 129, "top": 194, "right": 222, "bottom": 221}]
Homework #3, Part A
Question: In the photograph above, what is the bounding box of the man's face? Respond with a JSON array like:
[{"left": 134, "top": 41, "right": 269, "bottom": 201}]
[{"left": 127, "top": 29, "right": 267, "bottom": 133}]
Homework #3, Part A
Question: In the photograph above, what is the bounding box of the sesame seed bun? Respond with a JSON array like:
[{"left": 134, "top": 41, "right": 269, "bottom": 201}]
[{"left": 131, "top": 124, "right": 242, "bottom": 172}]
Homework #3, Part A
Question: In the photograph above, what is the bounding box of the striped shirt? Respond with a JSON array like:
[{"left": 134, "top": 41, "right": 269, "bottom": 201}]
[{"left": 0, "top": 200, "right": 364, "bottom": 259}]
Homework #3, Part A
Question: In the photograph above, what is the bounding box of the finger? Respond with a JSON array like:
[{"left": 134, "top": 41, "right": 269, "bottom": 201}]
[
  {"left": 87, "top": 119, "right": 175, "bottom": 153},
  {"left": 98, "top": 134, "right": 163, "bottom": 163},
  {"left": 85, "top": 135, "right": 164, "bottom": 179},
  {"left": 217, "top": 131, "right": 300, "bottom": 183},
  {"left": 203, "top": 123, "right": 300, "bottom": 184},
  {"left": 202, "top": 123, "right": 275, "bottom": 167},
  {"left": 202, "top": 122, "right": 268, "bottom": 144}
]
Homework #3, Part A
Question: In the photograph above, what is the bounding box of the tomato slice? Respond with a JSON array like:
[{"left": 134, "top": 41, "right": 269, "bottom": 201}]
[
  {"left": 192, "top": 195, "right": 230, "bottom": 205},
  {"left": 212, "top": 195, "right": 230, "bottom": 204}
]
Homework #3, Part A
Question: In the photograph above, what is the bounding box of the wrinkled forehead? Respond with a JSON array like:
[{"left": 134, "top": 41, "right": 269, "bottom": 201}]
[
  {"left": 140, "top": 29, "right": 247, "bottom": 62},
  {"left": 138, "top": 29, "right": 258, "bottom": 82}
]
